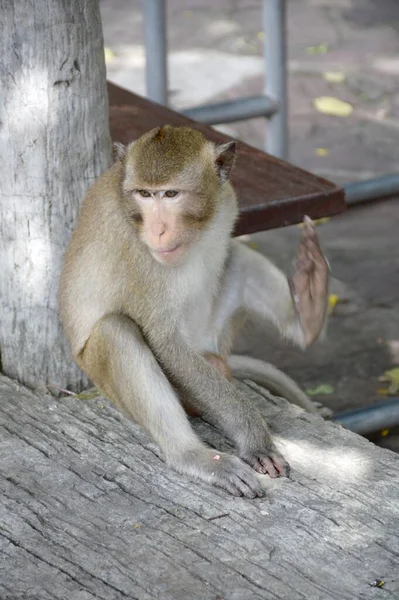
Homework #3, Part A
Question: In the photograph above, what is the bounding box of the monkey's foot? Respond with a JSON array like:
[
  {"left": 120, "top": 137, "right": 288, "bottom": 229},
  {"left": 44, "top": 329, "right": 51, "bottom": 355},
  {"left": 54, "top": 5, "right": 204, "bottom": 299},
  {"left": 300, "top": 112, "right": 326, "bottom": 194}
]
[
  {"left": 174, "top": 449, "right": 265, "bottom": 498},
  {"left": 240, "top": 449, "right": 290, "bottom": 479},
  {"left": 291, "top": 216, "right": 329, "bottom": 347}
]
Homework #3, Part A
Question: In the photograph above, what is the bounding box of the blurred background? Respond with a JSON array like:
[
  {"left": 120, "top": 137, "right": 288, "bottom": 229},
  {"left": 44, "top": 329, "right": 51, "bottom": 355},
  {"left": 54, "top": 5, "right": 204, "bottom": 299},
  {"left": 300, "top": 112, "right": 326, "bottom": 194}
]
[{"left": 101, "top": 0, "right": 399, "bottom": 450}]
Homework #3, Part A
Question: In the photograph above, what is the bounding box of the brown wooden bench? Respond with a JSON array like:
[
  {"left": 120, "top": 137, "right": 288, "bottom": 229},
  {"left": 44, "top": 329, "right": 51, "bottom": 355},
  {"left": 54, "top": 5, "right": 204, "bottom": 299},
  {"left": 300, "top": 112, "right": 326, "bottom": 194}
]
[{"left": 108, "top": 82, "right": 346, "bottom": 236}]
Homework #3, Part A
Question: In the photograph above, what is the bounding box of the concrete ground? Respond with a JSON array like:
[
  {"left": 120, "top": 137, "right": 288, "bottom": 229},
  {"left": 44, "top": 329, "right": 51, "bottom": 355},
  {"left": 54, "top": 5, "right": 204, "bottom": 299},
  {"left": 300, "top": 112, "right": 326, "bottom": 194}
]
[{"left": 100, "top": 0, "right": 399, "bottom": 450}]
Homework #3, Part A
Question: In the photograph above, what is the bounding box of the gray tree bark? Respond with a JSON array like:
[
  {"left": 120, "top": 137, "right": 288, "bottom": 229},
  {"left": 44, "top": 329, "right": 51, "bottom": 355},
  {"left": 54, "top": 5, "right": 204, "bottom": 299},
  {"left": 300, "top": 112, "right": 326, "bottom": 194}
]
[
  {"left": 0, "top": 0, "right": 112, "bottom": 390},
  {"left": 1, "top": 376, "right": 399, "bottom": 599}
]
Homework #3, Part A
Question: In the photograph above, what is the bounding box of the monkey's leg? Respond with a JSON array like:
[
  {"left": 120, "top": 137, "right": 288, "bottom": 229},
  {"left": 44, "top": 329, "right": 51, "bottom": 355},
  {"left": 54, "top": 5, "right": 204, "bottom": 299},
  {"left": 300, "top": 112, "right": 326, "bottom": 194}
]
[
  {"left": 79, "top": 314, "right": 264, "bottom": 498},
  {"left": 291, "top": 216, "right": 329, "bottom": 345},
  {"left": 225, "top": 217, "right": 328, "bottom": 348}
]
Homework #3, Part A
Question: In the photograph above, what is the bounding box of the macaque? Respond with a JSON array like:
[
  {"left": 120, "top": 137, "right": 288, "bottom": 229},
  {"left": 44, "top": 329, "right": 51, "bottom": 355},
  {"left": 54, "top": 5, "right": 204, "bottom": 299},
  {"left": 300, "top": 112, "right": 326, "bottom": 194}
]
[{"left": 60, "top": 126, "right": 328, "bottom": 498}]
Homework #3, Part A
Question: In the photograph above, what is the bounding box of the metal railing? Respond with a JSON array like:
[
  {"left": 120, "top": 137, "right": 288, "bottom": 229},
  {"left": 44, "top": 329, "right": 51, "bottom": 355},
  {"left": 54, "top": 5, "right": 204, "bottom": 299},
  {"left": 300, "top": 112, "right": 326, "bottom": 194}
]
[{"left": 143, "top": 0, "right": 288, "bottom": 159}]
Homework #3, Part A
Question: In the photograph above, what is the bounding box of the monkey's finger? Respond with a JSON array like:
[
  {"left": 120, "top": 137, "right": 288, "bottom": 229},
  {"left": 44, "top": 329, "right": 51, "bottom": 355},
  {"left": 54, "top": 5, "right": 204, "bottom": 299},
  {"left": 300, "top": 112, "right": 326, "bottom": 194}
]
[
  {"left": 259, "top": 456, "right": 279, "bottom": 479},
  {"left": 217, "top": 474, "right": 262, "bottom": 498},
  {"left": 233, "top": 479, "right": 259, "bottom": 499},
  {"left": 241, "top": 453, "right": 268, "bottom": 475},
  {"left": 303, "top": 215, "right": 316, "bottom": 237},
  {"left": 216, "top": 479, "right": 244, "bottom": 497},
  {"left": 269, "top": 452, "right": 291, "bottom": 478},
  {"left": 236, "top": 469, "right": 265, "bottom": 498},
  {"left": 252, "top": 459, "right": 268, "bottom": 475}
]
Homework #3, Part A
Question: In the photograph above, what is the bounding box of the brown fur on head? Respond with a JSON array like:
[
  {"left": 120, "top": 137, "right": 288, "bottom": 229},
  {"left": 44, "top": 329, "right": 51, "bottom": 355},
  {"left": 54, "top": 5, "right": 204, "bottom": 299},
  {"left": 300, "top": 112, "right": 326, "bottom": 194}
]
[{"left": 114, "top": 126, "right": 236, "bottom": 266}]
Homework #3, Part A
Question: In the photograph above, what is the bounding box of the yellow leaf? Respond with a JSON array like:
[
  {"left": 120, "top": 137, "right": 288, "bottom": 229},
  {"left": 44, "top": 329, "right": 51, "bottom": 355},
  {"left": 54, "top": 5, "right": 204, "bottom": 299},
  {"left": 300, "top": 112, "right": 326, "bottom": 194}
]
[
  {"left": 104, "top": 47, "right": 115, "bottom": 63},
  {"left": 378, "top": 368, "right": 399, "bottom": 394},
  {"left": 306, "top": 43, "right": 329, "bottom": 55},
  {"left": 377, "top": 388, "right": 390, "bottom": 396},
  {"left": 328, "top": 294, "right": 339, "bottom": 315},
  {"left": 316, "top": 148, "right": 329, "bottom": 156},
  {"left": 380, "top": 429, "right": 390, "bottom": 437},
  {"left": 313, "top": 96, "right": 353, "bottom": 117},
  {"left": 76, "top": 388, "right": 100, "bottom": 401},
  {"left": 323, "top": 71, "right": 345, "bottom": 83},
  {"left": 297, "top": 217, "right": 330, "bottom": 228},
  {"left": 306, "top": 384, "right": 334, "bottom": 396},
  {"left": 257, "top": 32, "right": 265, "bottom": 41}
]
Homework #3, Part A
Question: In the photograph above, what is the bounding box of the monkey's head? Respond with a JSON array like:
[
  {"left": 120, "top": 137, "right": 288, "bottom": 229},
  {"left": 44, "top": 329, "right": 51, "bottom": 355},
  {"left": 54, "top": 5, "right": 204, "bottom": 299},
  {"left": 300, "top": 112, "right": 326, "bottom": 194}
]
[{"left": 116, "top": 126, "right": 236, "bottom": 266}]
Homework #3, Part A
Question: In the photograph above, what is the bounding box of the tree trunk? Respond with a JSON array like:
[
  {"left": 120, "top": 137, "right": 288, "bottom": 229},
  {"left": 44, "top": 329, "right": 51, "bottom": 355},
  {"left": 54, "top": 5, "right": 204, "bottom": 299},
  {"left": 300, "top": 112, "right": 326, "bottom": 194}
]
[{"left": 0, "top": 0, "right": 112, "bottom": 390}]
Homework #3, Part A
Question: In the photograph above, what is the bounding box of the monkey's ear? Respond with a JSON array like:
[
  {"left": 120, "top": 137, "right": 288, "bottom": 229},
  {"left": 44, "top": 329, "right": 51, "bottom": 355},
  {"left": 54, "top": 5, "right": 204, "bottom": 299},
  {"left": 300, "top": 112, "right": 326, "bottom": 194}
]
[
  {"left": 112, "top": 142, "right": 127, "bottom": 163},
  {"left": 214, "top": 141, "right": 237, "bottom": 183}
]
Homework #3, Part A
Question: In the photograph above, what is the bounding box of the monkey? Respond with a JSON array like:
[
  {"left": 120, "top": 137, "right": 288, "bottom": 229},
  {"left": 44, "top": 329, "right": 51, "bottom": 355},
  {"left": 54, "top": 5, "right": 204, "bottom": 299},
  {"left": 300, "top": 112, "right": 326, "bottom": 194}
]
[{"left": 60, "top": 125, "right": 328, "bottom": 498}]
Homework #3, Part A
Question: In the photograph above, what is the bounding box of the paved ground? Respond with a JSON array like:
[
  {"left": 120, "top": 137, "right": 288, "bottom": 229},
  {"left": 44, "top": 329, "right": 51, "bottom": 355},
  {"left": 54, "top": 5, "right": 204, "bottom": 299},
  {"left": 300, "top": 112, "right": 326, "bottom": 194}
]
[{"left": 100, "top": 0, "right": 399, "bottom": 450}]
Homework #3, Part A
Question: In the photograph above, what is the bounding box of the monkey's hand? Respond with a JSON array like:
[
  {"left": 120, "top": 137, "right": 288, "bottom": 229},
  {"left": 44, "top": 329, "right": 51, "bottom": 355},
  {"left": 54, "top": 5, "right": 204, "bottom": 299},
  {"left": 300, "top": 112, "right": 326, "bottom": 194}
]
[
  {"left": 291, "top": 216, "right": 329, "bottom": 346},
  {"left": 174, "top": 448, "right": 265, "bottom": 498},
  {"left": 240, "top": 447, "right": 290, "bottom": 479}
]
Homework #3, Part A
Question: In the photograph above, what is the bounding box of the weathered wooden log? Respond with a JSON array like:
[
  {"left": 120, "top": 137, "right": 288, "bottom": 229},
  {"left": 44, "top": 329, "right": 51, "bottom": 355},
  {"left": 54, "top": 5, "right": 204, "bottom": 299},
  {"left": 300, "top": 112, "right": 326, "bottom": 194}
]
[
  {"left": 0, "top": 0, "right": 111, "bottom": 390},
  {"left": 1, "top": 374, "right": 398, "bottom": 599}
]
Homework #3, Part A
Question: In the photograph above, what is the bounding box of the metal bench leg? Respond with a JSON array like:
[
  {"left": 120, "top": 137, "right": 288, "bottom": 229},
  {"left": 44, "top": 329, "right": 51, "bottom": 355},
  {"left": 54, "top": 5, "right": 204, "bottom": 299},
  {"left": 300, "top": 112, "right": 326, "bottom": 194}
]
[
  {"left": 143, "top": 0, "right": 168, "bottom": 105},
  {"left": 263, "top": 0, "right": 288, "bottom": 159}
]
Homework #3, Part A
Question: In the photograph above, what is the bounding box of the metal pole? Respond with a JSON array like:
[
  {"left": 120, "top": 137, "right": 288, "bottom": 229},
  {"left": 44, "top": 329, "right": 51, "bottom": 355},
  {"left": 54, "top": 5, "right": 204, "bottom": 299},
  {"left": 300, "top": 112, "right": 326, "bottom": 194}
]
[
  {"left": 181, "top": 95, "right": 279, "bottom": 125},
  {"left": 344, "top": 174, "right": 399, "bottom": 206},
  {"left": 263, "top": 0, "right": 288, "bottom": 159},
  {"left": 143, "top": 0, "right": 168, "bottom": 105},
  {"left": 333, "top": 398, "right": 399, "bottom": 436}
]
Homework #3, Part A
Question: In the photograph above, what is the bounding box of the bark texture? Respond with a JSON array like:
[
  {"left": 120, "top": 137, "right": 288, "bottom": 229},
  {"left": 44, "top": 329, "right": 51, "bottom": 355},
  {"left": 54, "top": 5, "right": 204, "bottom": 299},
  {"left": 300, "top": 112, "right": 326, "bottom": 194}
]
[
  {"left": 0, "top": 0, "right": 111, "bottom": 389},
  {"left": 1, "top": 375, "right": 399, "bottom": 599}
]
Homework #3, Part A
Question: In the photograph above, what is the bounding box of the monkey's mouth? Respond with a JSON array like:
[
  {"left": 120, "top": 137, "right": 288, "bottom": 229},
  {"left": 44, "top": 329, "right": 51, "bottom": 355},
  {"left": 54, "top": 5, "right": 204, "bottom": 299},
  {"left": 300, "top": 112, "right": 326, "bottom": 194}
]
[{"left": 154, "top": 244, "right": 182, "bottom": 255}]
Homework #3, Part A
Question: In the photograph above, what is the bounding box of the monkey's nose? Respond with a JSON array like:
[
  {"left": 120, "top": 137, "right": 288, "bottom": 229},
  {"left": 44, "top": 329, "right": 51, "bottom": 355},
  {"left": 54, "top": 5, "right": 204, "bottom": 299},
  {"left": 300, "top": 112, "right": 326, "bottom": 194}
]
[{"left": 151, "top": 222, "right": 166, "bottom": 238}]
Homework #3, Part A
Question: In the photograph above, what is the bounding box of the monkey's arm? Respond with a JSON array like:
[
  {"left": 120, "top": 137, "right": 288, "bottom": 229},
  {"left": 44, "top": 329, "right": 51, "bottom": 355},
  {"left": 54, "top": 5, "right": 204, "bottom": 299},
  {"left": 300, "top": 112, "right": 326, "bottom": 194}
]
[
  {"left": 229, "top": 218, "right": 328, "bottom": 348},
  {"left": 79, "top": 313, "right": 263, "bottom": 498},
  {"left": 148, "top": 330, "right": 290, "bottom": 478}
]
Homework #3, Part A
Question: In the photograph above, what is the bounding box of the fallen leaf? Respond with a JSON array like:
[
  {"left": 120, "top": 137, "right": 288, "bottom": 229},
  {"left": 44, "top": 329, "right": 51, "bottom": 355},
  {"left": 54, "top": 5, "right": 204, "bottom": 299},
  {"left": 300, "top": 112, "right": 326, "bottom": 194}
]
[
  {"left": 306, "top": 43, "right": 329, "bottom": 55},
  {"left": 377, "top": 388, "right": 390, "bottom": 396},
  {"left": 316, "top": 147, "right": 329, "bottom": 156},
  {"left": 369, "top": 579, "right": 385, "bottom": 589},
  {"left": 297, "top": 217, "right": 330, "bottom": 228},
  {"left": 313, "top": 96, "right": 353, "bottom": 117},
  {"left": 76, "top": 388, "right": 100, "bottom": 401},
  {"left": 323, "top": 71, "right": 345, "bottom": 83},
  {"left": 104, "top": 47, "right": 115, "bottom": 63},
  {"left": 380, "top": 429, "right": 390, "bottom": 437},
  {"left": 378, "top": 367, "right": 399, "bottom": 394},
  {"left": 247, "top": 241, "right": 259, "bottom": 250},
  {"left": 328, "top": 294, "right": 339, "bottom": 315},
  {"left": 306, "top": 384, "right": 335, "bottom": 396}
]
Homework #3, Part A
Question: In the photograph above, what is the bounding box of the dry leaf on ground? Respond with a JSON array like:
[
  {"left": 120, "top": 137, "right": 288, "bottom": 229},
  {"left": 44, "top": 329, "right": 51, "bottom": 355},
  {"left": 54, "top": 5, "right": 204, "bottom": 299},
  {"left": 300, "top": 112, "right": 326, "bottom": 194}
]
[
  {"left": 313, "top": 96, "right": 353, "bottom": 117},
  {"left": 323, "top": 71, "right": 346, "bottom": 83},
  {"left": 306, "top": 384, "right": 335, "bottom": 396},
  {"left": 306, "top": 43, "right": 329, "bottom": 55},
  {"left": 378, "top": 368, "right": 399, "bottom": 395}
]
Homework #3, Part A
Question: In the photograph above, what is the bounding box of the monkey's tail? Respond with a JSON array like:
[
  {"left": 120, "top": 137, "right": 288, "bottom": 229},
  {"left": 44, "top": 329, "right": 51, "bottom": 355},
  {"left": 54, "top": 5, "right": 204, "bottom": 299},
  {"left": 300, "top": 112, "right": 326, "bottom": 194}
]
[{"left": 228, "top": 354, "right": 317, "bottom": 413}]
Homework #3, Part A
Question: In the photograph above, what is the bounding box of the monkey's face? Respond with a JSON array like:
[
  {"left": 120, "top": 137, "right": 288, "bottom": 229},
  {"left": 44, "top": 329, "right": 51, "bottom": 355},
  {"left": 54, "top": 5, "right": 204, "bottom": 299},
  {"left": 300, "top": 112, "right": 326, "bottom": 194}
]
[
  {"left": 119, "top": 126, "right": 236, "bottom": 267},
  {"left": 124, "top": 186, "right": 216, "bottom": 266}
]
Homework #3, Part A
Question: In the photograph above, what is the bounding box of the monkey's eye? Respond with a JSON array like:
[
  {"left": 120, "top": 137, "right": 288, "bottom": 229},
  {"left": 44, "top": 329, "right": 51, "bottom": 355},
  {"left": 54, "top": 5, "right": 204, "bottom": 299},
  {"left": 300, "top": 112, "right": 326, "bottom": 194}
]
[
  {"left": 138, "top": 190, "right": 151, "bottom": 198},
  {"left": 164, "top": 190, "right": 178, "bottom": 198}
]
